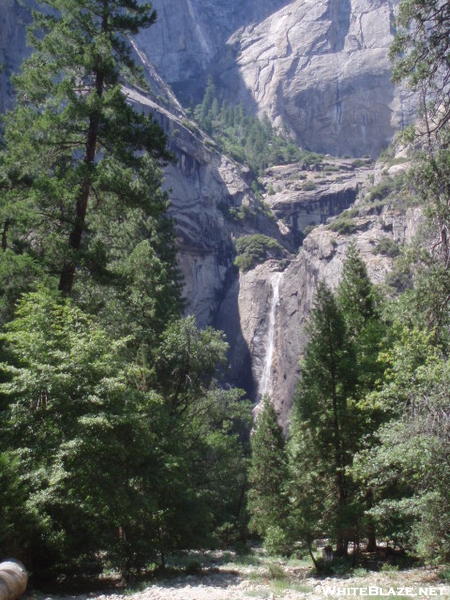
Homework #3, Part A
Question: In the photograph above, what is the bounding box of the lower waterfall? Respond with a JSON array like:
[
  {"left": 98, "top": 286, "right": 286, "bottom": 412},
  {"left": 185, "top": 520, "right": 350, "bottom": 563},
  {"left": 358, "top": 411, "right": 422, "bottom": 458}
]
[{"left": 257, "top": 270, "right": 282, "bottom": 406}]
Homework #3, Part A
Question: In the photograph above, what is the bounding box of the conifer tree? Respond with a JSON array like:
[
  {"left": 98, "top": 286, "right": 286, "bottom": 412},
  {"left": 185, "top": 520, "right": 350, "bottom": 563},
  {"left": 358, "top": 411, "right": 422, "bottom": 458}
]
[
  {"left": 248, "top": 396, "right": 290, "bottom": 555},
  {"left": 338, "top": 242, "right": 376, "bottom": 335},
  {"left": 337, "top": 244, "right": 385, "bottom": 551},
  {"left": 289, "top": 282, "right": 356, "bottom": 556},
  {"left": 1, "top": 0, "right": 172, "bottom": 297}
]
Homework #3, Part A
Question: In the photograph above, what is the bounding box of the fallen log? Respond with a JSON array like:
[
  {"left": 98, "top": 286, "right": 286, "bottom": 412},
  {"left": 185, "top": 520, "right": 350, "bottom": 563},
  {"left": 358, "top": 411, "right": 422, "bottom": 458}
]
[{"left": 0, "top": 561, "right": 28, "bottom": 600}]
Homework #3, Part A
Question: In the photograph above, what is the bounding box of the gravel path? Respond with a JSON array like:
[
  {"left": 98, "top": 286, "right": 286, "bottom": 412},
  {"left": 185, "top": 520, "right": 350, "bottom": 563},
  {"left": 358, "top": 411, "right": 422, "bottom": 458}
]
[{"left": 35, "top": 565, "right": 450, "bottom": 600}]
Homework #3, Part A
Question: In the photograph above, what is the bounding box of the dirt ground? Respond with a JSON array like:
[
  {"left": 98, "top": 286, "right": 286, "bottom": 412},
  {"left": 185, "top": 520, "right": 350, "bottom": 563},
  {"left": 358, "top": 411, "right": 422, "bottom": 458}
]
[{"left": 29, "top": 552, "right": 450, "bottom": 600}]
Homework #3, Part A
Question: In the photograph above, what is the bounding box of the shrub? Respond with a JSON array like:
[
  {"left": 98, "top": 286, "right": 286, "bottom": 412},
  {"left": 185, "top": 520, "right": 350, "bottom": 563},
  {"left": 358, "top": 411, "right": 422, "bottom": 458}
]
[
  {"left": 303, "top": 224, "right": 318, "bottom": 236},
  {"left": 234, "top": 235, "right": 283, "bottom": 271},
  {"left": 264, "top": 525, "right": 293, "bottom": 558},
  {"left": 329, "top": 217, "right": 358, "bottom": 235},
  {"left": 373, "top": 237, "right": 400, "bottom": 258},
  {"left": 368, "top": 178, "right": 394, "bottom": 202}
]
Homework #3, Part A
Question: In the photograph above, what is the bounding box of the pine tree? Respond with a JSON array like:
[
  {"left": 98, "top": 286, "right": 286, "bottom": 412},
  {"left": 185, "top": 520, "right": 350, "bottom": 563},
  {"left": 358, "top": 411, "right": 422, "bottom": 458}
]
[
  {"left": 337, "top": 244, "right": 385, "bottom": 551},
  {"left": 248, "top": 396, "right": 290, "bottom": 555},
  {"left": 289, "top": 282, "right": 357, "bottom": 556},
  {"left": 338, "top": 242, "right": 376, "bottom": 335},
  {"left": 1, "top": 0, "right": 172, "bottom": 297}
]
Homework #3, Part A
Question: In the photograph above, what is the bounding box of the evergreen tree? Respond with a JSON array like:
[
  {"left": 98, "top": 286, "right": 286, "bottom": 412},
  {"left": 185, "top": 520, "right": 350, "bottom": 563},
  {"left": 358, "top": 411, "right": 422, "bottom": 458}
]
[
  {"left": 338, "top": 242, "right": 376, "bottom": 334},
  {"left": 337, "top": 244, "right": 385, "bottom": 551},
  {"left": 289, "top": 282, "right": 357, "bottom": 556},
  {"left": 0, "top": 0, "right": 172, "bottom": 297},
  {"left": 0, "top": 2, "right": 252, "bottom": 578},
  {"left": 247, "top": 396, "right": 290, "bottom": 555}
]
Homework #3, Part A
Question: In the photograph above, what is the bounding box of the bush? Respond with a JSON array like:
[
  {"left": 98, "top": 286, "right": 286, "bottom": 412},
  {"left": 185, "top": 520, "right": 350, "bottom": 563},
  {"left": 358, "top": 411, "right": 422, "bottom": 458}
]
[
  {"left": 234, "top": 235, "right": 283, "bottom": 271},
  {"left": 328, "top": 217, "right": 358, "bottom": 235},
  {"left": 368, "top": 178, "right": 394, "bottom": 202},
  {"left": 264, "top": 525, "right": 293, "bottom": 557},
  {"left": 373, "top": 237, "right": 400, "bottom": 258}
]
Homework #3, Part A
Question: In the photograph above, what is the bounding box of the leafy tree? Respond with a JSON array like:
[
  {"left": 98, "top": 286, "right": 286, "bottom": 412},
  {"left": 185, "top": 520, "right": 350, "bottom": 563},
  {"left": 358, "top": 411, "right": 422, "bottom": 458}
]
[
  {"left": 0, "top": 290, "right": 252, "bottom": 575},
  {"left": 352, "top": 325, "right": 450, "bottom": 561},
  {"left": 234, "top": 234, "right": 283, "bottom": 271},
  {"left": 390, "top": 0, "right": 450, "bottom": 135},
  {"left": 0, "top": 0, "right": 171, "bottom": 296},
  {"left": 0, "top": 288, "right": 160, "bottom": 576}
]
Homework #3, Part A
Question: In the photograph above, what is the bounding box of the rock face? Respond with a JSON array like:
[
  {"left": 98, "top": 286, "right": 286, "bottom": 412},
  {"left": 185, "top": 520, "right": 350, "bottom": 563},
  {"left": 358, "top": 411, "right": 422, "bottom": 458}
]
[
  {"left": 262, "top": 158, "right": 373, "bottom": 245},
  {"left": 0, "top": 0, "right": 33, "bottom": 113},
  {"left": 125, "top": 85, "right": 284, "bottom": 327},
  {"left": 132, "top": 0, "right": 416, "bottom": 157},
  {"left": 135, "top": 0, "right": 289, "bottom": 98},
  {"left": 218, "top": 171, "right": 422, "bottom": 427},
  {"left": 217, "top": 0, "right": 415, "bottom": 157}
]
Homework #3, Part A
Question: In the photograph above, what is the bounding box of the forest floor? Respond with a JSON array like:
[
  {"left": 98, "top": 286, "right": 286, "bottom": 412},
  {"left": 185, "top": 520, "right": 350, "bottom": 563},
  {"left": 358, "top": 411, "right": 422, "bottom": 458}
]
[{"left": 29, "top": 550, "right": 450, "bottom": 600}]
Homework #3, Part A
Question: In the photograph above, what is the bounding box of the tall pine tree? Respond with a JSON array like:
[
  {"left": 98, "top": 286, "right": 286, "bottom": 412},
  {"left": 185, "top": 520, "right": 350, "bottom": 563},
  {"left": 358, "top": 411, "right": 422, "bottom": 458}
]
[
  {"left": 289, "top": 282, "right": 357, "bottom": 556},
  {"left": 1, "top": 0, "right": 173, "bottom": 298},
  {"left": 248, "top": 396, "right": 290, "bottom": 555}
]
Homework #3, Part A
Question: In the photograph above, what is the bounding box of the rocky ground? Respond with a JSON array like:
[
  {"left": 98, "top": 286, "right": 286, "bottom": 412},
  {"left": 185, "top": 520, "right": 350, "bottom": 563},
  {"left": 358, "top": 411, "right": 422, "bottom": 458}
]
[{"left": 30, "top": 551, "right": 450, "bottom": 600}]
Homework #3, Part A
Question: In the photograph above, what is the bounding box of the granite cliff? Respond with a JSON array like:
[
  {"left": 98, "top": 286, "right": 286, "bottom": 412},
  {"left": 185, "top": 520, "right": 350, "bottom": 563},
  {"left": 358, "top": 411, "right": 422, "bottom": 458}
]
[
  {"left": 0, "top": 0, "right": 419, "bottom": 424},
  {"left": 133, "top": 0, "right": 415, "bottom": 158}
]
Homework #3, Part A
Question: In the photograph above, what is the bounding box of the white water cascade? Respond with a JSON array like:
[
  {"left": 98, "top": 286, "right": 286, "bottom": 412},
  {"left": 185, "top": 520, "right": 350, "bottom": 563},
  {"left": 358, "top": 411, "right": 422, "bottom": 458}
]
[{"left": 257, "top": 271, "right": 282, "bottom": 406}]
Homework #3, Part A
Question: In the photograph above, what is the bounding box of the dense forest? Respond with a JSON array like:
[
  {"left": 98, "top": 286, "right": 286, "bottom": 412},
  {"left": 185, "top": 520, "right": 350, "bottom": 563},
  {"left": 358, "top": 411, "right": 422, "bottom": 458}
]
[{"left": 0, "top": 0, "right": 449, "bottom": 585}]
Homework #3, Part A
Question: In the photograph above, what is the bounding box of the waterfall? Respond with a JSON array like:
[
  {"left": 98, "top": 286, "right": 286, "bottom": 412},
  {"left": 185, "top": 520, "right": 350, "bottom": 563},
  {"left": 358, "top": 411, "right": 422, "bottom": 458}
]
[{"left": 257, "top": 271, "right": 282, "bottom": 404}]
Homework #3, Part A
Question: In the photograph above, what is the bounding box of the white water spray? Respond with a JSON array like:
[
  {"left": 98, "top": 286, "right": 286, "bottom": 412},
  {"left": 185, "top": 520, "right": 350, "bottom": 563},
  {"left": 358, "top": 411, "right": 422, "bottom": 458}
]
[{"left": 257, "top": 271, "right": 282, "bottom": 405}]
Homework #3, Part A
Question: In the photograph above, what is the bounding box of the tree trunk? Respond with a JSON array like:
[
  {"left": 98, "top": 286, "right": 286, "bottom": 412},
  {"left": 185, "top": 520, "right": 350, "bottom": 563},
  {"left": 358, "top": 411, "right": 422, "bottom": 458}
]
[
  {"left": 58, "top": 16, "right": 106, "bottom": 295},
  {"left": 1, "top": 220, "right": 9, "bottom": 251},
  {"left": 0, "top": 561, "right": 28, "bottom": 600},
  {"left": 366, "top": 524, "right": 377, "bottom": 552},
  {"left": 335, "top": 536, "right": 349, "bottom": 557}
]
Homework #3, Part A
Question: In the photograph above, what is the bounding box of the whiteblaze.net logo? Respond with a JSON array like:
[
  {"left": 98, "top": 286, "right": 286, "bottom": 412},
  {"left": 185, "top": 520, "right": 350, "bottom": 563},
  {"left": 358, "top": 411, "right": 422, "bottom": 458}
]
[{"left": 319, "top": 586, "right": 448, "bottom": 597}]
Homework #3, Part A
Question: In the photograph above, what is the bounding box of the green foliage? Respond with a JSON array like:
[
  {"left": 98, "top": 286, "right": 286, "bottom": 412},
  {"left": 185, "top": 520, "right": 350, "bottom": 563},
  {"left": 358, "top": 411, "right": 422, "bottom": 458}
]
[
  {"left": 368, "top": 179, "right": 395, "bottom": 202},
  {"left": 289, "top": 282, "right": 358, "bottom": 555},
  {"left": 288, "top": 247, "right": 388, "bottom": 560},
  {"left": 328, "top": 216, "right": 358, "bottom": 235},
  {"left": 373, "top": 237, "right": 400, "bottom": 258},
  {"left": 248, "top": 397, "right": 290, "bottom": 555},
  {"left": 234, "top": 234, "right": 283, "bottom": 271},
  {"left": 390, "top": 0, "right": 450, "bottom": 132},
  {"left": 0, "top": 0, "right": 172, "bottom": 296},
  {"left": 0, "top": 3, "right": 252, "bottom": 577},
  {"left": 0, "top": 291, "right": 252, "bottom": 576},
  {"left": 352, "top": 325, "right": 450, "bottom": 561},
  {"left": 0, "top": 288, "right": 155, "bottom": 575},
  {"left": 190, "top": 79, "right": 301, "bottom": 175},
  {"left": 302, "top": 181, "right": 317, "bottom": 191}
]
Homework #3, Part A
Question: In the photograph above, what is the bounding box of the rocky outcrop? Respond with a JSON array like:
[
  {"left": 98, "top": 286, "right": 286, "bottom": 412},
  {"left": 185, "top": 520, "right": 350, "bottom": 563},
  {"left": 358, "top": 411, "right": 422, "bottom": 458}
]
[
  {"left": 219, "top": 183, "right": 422, "bottom": 427},
  {"left": 125, "top": 86, "right": 285, "bottom": 326},
  {"left": 262, "top": 158, "right": 374, "bottom": 245},
  {"left": 216, "top": 0, "right": 415, "bottom": 157}
]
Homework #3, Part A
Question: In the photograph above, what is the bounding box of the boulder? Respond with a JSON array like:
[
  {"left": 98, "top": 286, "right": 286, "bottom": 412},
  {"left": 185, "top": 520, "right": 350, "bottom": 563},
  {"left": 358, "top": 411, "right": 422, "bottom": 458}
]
[{"left": 0, "top": 561, "right": 28, "bottom": 600}]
